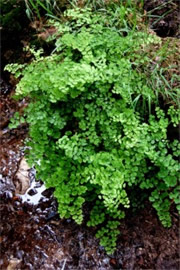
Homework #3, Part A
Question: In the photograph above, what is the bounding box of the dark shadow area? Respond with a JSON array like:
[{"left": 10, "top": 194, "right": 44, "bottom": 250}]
[{"left": 144, "top": 0, "right": 180, "bottom": 37}]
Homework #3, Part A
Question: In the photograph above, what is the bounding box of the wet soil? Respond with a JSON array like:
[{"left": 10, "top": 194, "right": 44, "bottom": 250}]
[
  {"left": 1, "top": 194, "right": 179, "bottom": 270},
  {"left": 0, "top": 82, "right": 179, "bottom": 270}
]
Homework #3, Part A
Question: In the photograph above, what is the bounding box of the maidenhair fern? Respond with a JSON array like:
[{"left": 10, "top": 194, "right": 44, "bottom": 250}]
[{"left": 5, "top": 7, "right": 180, "bottom": 254}]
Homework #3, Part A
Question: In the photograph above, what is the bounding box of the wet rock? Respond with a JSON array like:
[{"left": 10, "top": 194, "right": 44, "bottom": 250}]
[
  {"left": 15, "top": 250, "right": 24, "bottom": 260},
  {"left": 41, "top": 188, "right": 54, "bottom": 198},
  {"left": 7, "top": 258, "right": 21, "bottom": 270},
  {"left": 15, "top": 157, "right": 30, "bottom": 195},
  {"left": 19, "top": 178, "right": 46, "bottom": 205},
  {"left": 34, "top": 181, "right": 42, "bottom": 189},
  {"left": 136, "top": 247, "right": 145, "bottom": 256},
  {"left": 28, "top": 188, "right": 38, "bottom": 196},
  {"left": 45, "top": 210, "right": 58, "bottom": 221},
  {"left": 0, "top": 175, "right": 15, "bottom": 197}
]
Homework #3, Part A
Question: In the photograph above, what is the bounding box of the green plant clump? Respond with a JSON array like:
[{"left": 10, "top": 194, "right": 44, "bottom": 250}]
[{"left": 5, "top": 7, "right": 180, "bottom": 254}]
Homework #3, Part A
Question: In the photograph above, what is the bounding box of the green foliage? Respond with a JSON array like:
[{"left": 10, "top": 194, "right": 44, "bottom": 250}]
[
  {"left": 8, "top": 112, "right": 25, "bottom": 129},
  {"left": 24, "top": 0, "right": 61, "bottom": 20},
  {"left": 96, "top": 220, "right": 120, "bottom": 254},
  {"left": 5, "top": 7, "right": 180, "bottom": 254}
]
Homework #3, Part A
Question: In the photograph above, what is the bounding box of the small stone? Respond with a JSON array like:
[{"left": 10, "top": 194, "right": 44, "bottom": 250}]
[
  {"left": 28, "top": 188, "right": 38, "bottom": 196},
  {"left": 7, "top": 258, "right": 21, "bottom": 270},
  {"left": 42, "top": 188, "right": 54, "bottom": 198}
]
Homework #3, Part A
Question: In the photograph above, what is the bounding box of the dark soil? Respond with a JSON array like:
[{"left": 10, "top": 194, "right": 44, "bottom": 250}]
[
  {"left": 0, "top": 192, "right": 179, "bottom": 270},
  {"left": 144, "top": 0, "right": 180, "bottom": 38}
]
